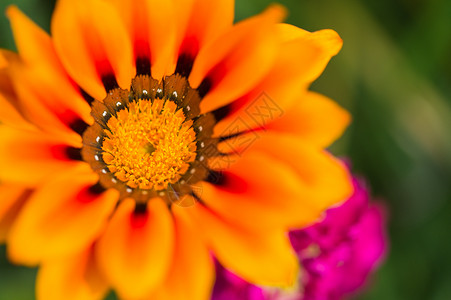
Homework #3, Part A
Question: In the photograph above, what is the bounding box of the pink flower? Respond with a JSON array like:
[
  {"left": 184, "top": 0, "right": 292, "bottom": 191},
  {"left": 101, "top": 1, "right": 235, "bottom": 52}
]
[
  {"left": 212, "top": 263, "right": 267, "bottom": 300},
  {"left": 212, "top": 174, "right": 387, "bottom": 300}
]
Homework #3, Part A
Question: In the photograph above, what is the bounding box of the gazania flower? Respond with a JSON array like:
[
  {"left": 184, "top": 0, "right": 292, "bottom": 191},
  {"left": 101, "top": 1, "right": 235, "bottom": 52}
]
[
  {"left": 0, "top": 1, "right": 352, "bottom": 299},
  {"left": 212, "top": 172, "right": 387, "bottom": 300}
]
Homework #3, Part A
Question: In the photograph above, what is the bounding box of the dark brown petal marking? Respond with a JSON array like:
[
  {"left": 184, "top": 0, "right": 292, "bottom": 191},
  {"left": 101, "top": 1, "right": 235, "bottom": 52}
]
[
  {"left": 79, "top": 88, "right": 95, "bottom": 105},
  {"left": 211, "top": 103, "right": 234, "bottom": 123},
  {"left": 175, "top": 53, "right": 195, "bottom": 78},
  {"left": 65, "top": 147, "right": 83, "bottom": 161},
  {"left": 134, "top": 202, "right": 148, "bottom": 214},
  {"left": 69, "top": 119, "right": 89, "bottom": 136},
  {"left": 101, "top": 74, "right": 120, "bottom": 92},
  {"left": 206, "top": 171, "right": 248, "bottom": 193},
  {"left": 197, "top": 77, "right": 213, "bottom": 98},
  {"left": 88, "top": 182, "right": 107, "bottom": 195},
  {"left": 136, "top": 56, "right": 151, "bottom": 76},
  {"left": 50, "top": 145, "right": 82, "bottom": 161}
]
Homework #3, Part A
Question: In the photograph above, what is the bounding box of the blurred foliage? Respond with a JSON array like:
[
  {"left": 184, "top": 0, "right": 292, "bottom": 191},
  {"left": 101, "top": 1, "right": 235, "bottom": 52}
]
[{"left": 1, "top": 0, "right": 451, "bottom": 299}]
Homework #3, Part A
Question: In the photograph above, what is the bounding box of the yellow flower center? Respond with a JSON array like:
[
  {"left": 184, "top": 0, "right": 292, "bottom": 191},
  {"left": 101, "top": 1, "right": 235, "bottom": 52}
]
[
  {"left": 101, "top": 99, "right": 197, "bottom": 190},
  {"left": 82, "top": 74, "right": 219, "bottom": 203}
]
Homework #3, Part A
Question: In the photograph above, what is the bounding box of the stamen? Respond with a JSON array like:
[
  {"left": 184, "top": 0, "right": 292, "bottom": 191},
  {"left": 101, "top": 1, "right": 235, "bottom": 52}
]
[
  {"left": 102, "top": 99, "right": 197, "bottom": 190},
  {"left": 82, "top": 74, "right": 222, "bottom": 202}
]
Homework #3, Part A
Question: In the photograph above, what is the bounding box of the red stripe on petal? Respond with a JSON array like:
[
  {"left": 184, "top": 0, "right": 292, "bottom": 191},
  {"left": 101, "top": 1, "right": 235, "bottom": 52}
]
[
  {"left": 94, "top": 59, "right": 119, "bottom": 91},
  {"left": 209, "top": 171, "right": 249, "bottom": 194},
  {"left": 134, "top": 39, "right": 151, "bottom": 75},
  {"left": 134, "top": 39, "right": 151, "bottom": 61},
  {"left": 179, "top": 35, "right": 200, "bottom": 59},
  {"left": 130, "top": 212, "right": 149, "bottom": 229},
  {"left": 197, "top": 62, "right": 228, "bottom": 98},
  {"left": 75, "top": 184, "right": 107, "bottom": 204},
  {"left": 49, "top": 145, "right": 82, "bottom": 161}
]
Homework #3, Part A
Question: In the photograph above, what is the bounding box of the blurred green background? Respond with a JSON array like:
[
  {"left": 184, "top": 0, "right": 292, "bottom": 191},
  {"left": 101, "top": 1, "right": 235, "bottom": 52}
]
[{"left": 1, "top": 0, "right": 451, "bottom": 299}]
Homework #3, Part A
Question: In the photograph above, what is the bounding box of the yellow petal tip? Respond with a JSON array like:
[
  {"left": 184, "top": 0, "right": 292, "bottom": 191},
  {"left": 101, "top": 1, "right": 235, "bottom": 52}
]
[
  {"left": 263, "top": 4, "right": 288, "bottom": 24},
  {"left": 313, "top": 29, "right": 343, "bottom": 56},
  {"left": 5, "top": 5, "right": 20, "bottom": 20}
]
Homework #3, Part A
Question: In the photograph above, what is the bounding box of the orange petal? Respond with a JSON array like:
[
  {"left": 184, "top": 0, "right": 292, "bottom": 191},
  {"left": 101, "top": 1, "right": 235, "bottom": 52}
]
[
  {"left": 6, "top": 6, "right": 57, "bottom": 67},
  {"left": 96, "top": 198, "right": 175, "bottom": 299},
  {"left": 279, "top": 26, "right": 342, "bottom": 83},
  {"left": 0, "top": 49, "right": 14, "bottom": 67},
  {"left": 213, "top": 25, "right": 343, "bottom": 136},
  {"left": 149, "top": 205, "right": 215, "bottom": 300},
  {"left": 200, "top": 152, "right": 323, "bottom": 230},
  {"left": 266, "top": 91, "right": 351, "bottom": 148},
  {"left": 7, "top": 164, "right": 119, "bottom": 265},
  {"left": 237, "top": 133, "right": 354, "bottom": 212},
  {"left": 275, "top": 23, "right": 342, "bottom": 54},
  {"left": 170, "top": 0, "right": 234, "bottom": 74},
  {"left": 6, "top": 6, "right": 92, "bottom": 139},
  {"left": 0, "top": 126, "right": 83, "bottom": 186},
  {"left": 0, "top": 85, "right": 32, "bottom": 130},
  {"left": 52, "top": 0, "right": 134, "bottom": 99},
  {"left": 8, "top": 62, "right": 89, "bottom": 142},
  {"left": 0, "top": 184, "right": 31, "bottom": 243},
  {"left": 188, "top": 204, "right": 298, "bottom": 287},
  {"left": 189, "top": 5, "right": 286, "bottom": 113},
  {"left": 37, "top": 246, "right": 109, "bottom": 300},
  {"left": 175, "top": 0, "right": 234, "bottom": 52},
  {"left": 111, "top": 0, "right": 176, "bottom": 79},
  {"left": 0, "top": 50, "right": 32, "bottom": 130}
]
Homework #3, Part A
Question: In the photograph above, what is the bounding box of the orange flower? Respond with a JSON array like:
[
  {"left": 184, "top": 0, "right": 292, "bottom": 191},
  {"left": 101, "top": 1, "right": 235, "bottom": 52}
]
[{"left": 0, "top": 1, "right": 352, "bottom": 299}]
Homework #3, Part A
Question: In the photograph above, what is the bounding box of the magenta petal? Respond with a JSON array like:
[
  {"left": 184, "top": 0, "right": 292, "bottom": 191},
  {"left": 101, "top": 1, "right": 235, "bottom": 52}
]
[
  {"left": 212, "top": 169, "right": 388, "bottom": 300},
  {"left": 295, "top": 176, "right": 388, "bottom": 300}
]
